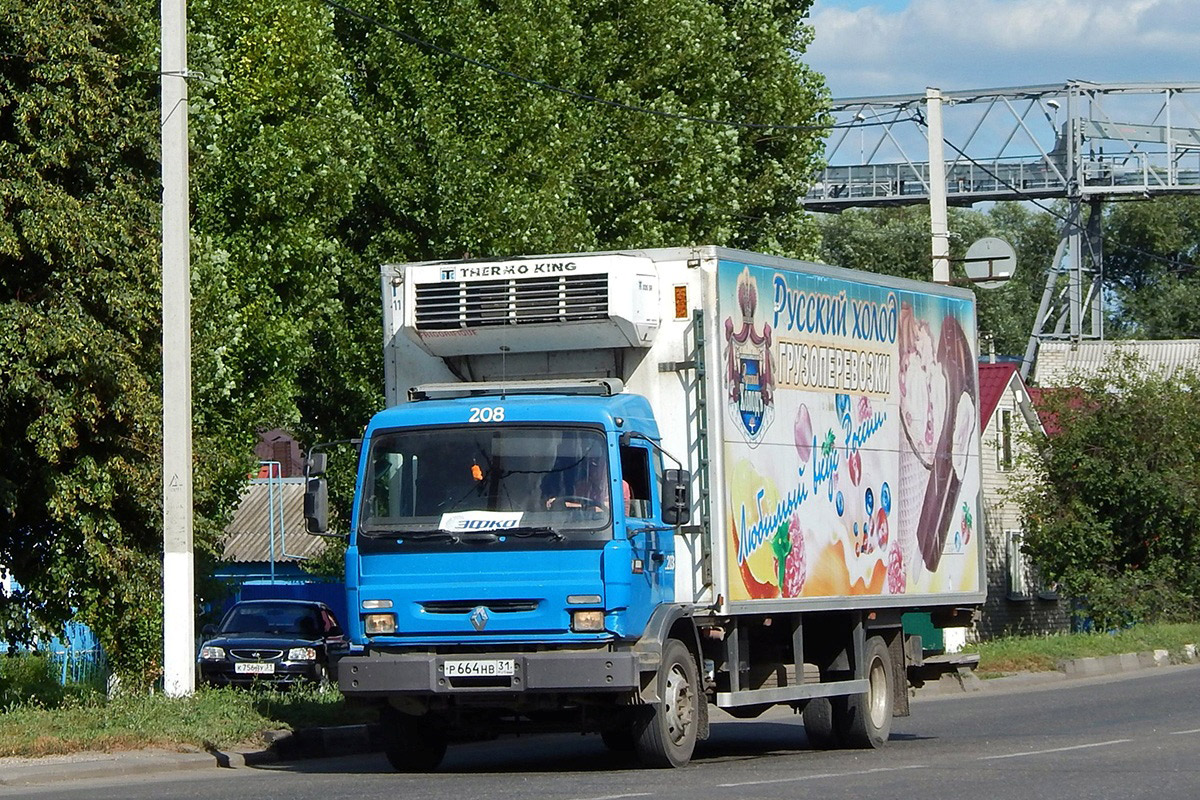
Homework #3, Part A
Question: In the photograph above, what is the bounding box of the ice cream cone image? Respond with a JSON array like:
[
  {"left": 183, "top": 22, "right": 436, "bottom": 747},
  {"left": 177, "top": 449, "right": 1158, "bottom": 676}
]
[
  {"left": 896, "top": 303, "right": 942, "bottom": 582},
  {"left": 915, "top": 314, "right": 976, "bottom": 573},
  {"left": 896, "top": 439, "right": 931, "bottom": 581}
]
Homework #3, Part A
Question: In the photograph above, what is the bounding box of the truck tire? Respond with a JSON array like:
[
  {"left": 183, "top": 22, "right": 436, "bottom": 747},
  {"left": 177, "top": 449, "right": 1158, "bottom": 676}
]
[
  {"left": 836, "top": 635, "right": 893, "bottom": 749},
  {"left": 635, "top": 639, "right": 700, "bottom": 768},
  {"left": 601, "top": 724, "right": 637, "bottom": 752},
  {"left": 381, "top": 708, "right": 447, "bottom": 772},
  {"left": 802, "top": 697, "right": 843, "bottom": 750}
]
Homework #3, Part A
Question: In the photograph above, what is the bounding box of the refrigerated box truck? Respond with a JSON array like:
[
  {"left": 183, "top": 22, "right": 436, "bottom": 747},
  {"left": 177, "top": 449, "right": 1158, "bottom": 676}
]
[{"left": 305, "top": 246, "right": 984, "bottom": 770}]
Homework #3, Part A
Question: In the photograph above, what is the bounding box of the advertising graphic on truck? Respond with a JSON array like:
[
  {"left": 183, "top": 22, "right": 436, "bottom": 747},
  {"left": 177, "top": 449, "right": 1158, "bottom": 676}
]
[{"left": 719, "top": 260, "right": 980, "bottom": 604}]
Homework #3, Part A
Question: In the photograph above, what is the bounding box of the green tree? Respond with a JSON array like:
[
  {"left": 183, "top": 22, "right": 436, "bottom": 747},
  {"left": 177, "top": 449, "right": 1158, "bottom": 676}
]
[
  {"left": 0, "top": 0, "right": 164, "bottom": 680},
  {"left": 297, "top": 0, "right": 833, "bottom": 545},
  {"left": 1103, "top": 196, "right": 1200, "bottom": 339},
  {"left": 187, "top": 0, "right": 371, "bottom": 560},
  {"left": 815, "top": 202, "right": 1057, "bottom": 356},
  {"left": 1009, "top": 353, "right": 1200, "bottom": 629},
  {"left": 1, "top": 0, "right": 834, "bottom": 676},
  {"left": 332, "top": 0, "right": 828, "bottom": 264}
]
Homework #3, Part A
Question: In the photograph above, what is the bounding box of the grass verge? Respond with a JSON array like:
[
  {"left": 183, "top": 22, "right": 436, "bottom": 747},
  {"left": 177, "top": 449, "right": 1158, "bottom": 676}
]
[
  {"left": 0, "top": 685, "right": 374, "bottom": 759},
  {"left": 967, "top": 622, "right": 1200, "bottom": 677}
]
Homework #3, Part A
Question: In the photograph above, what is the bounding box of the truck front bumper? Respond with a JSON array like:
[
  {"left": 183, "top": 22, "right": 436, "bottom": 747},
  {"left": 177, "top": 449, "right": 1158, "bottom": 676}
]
[{"left": 338, "top": 648, "right": 640, "bottom": 696}]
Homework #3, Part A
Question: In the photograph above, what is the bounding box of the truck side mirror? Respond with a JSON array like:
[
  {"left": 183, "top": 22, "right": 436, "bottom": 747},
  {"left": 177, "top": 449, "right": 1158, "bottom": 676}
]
[
  {"left": 306, "top": 451, "right": 327, "bottom": 477},
  {"left": 662, "top": 469, "right": 691, "bottom": 526},
  {"left": 304, "top": 475, "right": 329, "bottom": 534}
]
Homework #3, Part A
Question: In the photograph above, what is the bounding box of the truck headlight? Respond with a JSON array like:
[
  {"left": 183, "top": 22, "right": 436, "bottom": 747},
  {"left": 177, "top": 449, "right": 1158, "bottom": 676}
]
[
  {"left": 364, "top": 613, "right": 396, "bottom": 634},
  {"left": 199, "top": 646, "right": 225, "bottom": 661},
  {"left": 571, "top": 610, "right": 605, "bottom": 632},
  {"left": 287, "top": 647, "right": 317, "bottom": 661}
]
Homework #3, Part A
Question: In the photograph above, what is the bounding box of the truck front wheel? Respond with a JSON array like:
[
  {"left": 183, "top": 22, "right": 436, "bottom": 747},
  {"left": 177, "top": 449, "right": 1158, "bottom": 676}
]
[
  {"left": 635, "top": 639, "right": 700, "bottom": 768},
  {"left": 837, "top": 635, "right": 894, "bottom": 749},
  {"left": 381, "top": 707, "right": 448, "bottom": 772}
]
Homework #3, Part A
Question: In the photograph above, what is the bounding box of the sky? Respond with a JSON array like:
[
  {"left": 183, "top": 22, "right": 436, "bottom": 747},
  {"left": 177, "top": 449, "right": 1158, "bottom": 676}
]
[{"left": 806, "top": 0, "right": 1200, "bottom": 99}]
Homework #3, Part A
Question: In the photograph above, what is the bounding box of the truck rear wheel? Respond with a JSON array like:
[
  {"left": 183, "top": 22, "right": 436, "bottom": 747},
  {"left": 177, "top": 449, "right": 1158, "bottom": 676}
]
[
  {"left": 635, "top": 639, "right": 699, "bottom": 768},
  {"left": 836, "top": 635, "right": 893, "bottom": 749},
  {"left": 381, "top": 708, "right": 447, "bottom": 772},
  {"left": 802, "top": 697, "right": 843, "bottom": 750}
]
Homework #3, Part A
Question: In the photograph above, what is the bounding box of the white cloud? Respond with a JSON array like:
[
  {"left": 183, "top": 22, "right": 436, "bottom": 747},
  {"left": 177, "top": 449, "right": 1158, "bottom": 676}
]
[{"left": 807, "top": 0, "right": 1200, "bottom": 98}]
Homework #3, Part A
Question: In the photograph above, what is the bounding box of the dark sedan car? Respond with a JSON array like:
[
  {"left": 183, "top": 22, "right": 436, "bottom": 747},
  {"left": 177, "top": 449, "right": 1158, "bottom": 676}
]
[{"left": 198, "top": 599, "right": 347, "bottom": 689}]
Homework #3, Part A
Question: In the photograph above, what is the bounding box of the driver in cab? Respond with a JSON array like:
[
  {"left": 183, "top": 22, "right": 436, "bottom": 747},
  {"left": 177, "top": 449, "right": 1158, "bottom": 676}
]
[{"left": 543, "top": 455, "right": 630, "bottom": 513}]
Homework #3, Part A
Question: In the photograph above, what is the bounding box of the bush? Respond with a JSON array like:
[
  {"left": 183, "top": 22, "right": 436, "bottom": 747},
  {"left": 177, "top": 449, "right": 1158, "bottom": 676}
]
[
  {"left": 0, "top": 653, "right": 64, "bottom": 710},
  {"left": 0, "top": 652, "right": 107, "bottom": 711},
  {"left": 1010, "top": 353, "right": 1200, "bottom": 629}
]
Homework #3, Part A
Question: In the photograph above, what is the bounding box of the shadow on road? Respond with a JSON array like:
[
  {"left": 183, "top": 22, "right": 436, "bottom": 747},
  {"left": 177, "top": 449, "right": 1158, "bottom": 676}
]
[{"left": 258, "top": 717, "right": 932, "bottom": 776}]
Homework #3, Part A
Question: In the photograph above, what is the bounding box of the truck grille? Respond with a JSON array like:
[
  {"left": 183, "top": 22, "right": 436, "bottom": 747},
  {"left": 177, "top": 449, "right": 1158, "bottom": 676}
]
[
  {"left": 414, "top": 275, "right": 609, "bottom": 330},
  {"left": 421, "top": 600, "right": 539, "bottom": 614}
]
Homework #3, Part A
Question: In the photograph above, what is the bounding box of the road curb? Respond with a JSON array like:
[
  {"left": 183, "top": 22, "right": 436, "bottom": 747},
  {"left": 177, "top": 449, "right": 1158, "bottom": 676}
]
[
  {"left": 0, "top": 724, "right": 382, "bottom": 790},
  {"left": 0, "top": 749, "right": 217, "bottom": 788},
  {"left": 915, "top": 644, "right": 1199, "bottom": 698}
]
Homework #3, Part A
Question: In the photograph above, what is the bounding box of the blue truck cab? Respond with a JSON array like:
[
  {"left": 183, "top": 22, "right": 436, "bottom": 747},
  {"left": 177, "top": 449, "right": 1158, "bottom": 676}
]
[
  {"left": 348, "top": 388, "right": 679, "bottom": 644},
  {"left": 318, "top": 381, "right": 697, "bottom": 770}
]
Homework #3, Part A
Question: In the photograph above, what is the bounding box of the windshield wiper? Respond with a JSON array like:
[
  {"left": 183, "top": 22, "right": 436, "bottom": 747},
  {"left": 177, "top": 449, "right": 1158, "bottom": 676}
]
[
  {"left": 504, "top": 526, "right": 566, "bottom": 542},
  {"left": 360, "top": 526, "right": 560, "bottom": 543},
  {"left": 359, "top": 527, "right": 459, "bottom": 542}
]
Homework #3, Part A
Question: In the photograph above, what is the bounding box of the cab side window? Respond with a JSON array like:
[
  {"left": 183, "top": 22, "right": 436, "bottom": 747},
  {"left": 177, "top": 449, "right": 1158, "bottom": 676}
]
[{"left": 619, "top": 444, "right": 653, "bottom": 518}]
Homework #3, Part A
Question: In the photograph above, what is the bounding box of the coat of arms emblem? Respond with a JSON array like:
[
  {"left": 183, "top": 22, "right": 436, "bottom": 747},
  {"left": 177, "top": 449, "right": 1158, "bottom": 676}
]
[{"left": 724, "top": 266, "right": 775, "bottom": 443}]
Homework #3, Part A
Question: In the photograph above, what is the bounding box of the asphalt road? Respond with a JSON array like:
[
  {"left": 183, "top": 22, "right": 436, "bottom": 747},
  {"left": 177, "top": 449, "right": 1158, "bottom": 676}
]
[{"left": 9, "top": 664, "right": 1200, "bottom": 800}]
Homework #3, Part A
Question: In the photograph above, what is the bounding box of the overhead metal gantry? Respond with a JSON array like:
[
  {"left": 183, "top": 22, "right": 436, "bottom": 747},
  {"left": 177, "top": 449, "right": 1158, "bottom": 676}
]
[{"left": 804, "top": 81, "right": 1200, "bottom": 379}]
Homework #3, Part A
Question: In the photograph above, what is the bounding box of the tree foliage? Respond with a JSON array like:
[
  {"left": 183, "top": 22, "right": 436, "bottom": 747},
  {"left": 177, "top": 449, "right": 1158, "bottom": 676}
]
[
  {"left": 187, "top": 0, "right": 372, "bottom": 566},
  {"left": 0, "top": 0, "right": 163, "bottom": 680},
  {"left": 301, "top": 0, "right": 832, "bottom": 539},
  {"left": 1102, "top": 196, "right": 1200, "bottom": 339},
  {"left": 1, "top": 0, "right": 833, "bottom": 680},
  {"left": 333, "top": 0, "right": 828, "bottom": 262},
  {"left": 1008, "top": 354, "right": 1200, "bottom": 629},
  {"left": 815, "top": 202, "right": 1057, "bottom": 356}
]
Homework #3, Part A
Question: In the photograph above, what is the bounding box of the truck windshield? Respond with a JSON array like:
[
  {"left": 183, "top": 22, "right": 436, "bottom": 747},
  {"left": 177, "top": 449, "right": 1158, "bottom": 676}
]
[{"left": 359, "top": 426, "right": 613, "bottom": 542}]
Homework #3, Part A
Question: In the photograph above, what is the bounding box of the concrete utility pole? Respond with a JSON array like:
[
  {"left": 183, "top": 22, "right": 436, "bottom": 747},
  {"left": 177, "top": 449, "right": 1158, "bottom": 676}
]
[
  {"left": 161, "top": 0, "right": 194, "bottom": 697},
  {"left": 925, "top": 88, "right": 950, "bottom": 283}
]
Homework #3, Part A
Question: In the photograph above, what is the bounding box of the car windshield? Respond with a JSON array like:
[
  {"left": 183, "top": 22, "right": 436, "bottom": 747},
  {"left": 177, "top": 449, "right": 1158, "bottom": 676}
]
[
  {"left": 358, "top": 425, "right": 612, "bottom": 543},
  {"left": 221, "top": 604, "right": 323, "bottom": 637}
]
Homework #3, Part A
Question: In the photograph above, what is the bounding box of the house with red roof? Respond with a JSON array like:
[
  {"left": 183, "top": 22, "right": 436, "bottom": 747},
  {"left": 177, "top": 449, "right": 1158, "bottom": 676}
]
[{"left": 975, "top": 361, "right": 1070, "bottom": 639}]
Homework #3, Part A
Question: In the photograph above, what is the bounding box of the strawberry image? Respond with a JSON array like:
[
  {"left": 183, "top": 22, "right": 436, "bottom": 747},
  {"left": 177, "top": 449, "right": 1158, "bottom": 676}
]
[
  {"left": 781, "top": 514, "right": 807, "bottom": 597},
  {"left": 887, "top": 540, "right": 906, "bottom": 594}
]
